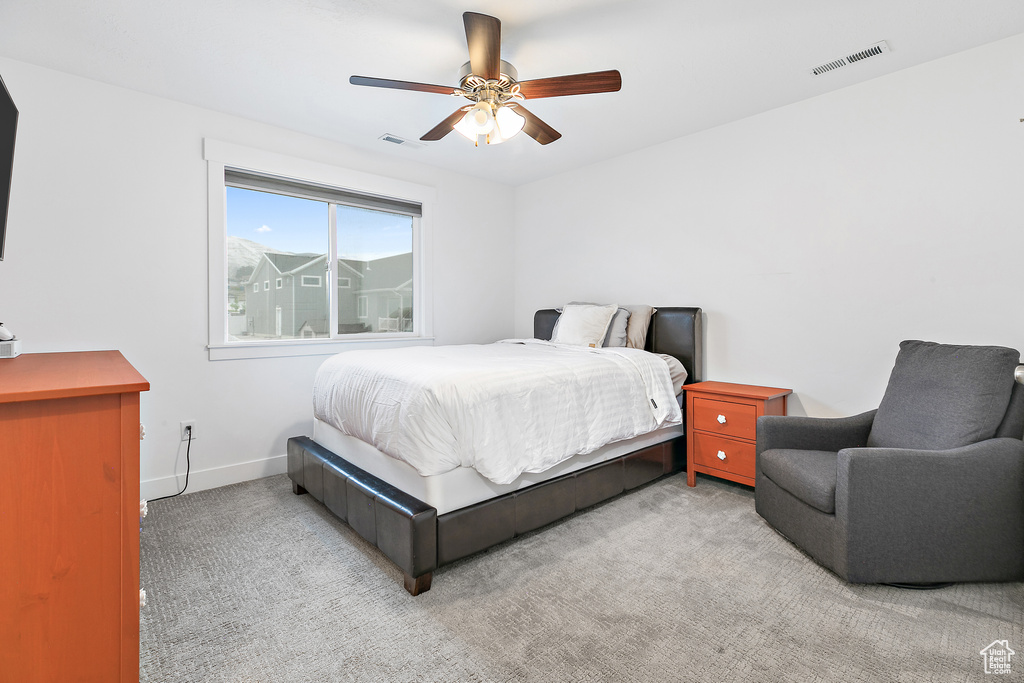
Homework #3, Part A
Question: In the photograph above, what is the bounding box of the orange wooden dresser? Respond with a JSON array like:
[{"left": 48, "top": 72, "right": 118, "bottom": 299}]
[
  {"left": 0, "top": 351, "right": 149, "bottom": 682},
  {"left": 683, "top": 381, "right": 790, "bottom": 487}
]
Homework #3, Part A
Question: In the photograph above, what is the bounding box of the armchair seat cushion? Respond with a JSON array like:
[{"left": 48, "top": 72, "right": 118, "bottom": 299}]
[{"left": 759, "top": 449, "right": 838, "bottom": 514}]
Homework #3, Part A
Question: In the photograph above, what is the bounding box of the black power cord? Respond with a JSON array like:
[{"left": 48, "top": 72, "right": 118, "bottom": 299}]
[{"left": 149, "top": 425, "right": 192, "bottom": 502}]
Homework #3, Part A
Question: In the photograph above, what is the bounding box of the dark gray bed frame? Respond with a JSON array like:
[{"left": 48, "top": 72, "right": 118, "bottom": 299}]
[{"left": 287, "top": 307, "right": 703, "bottom": 595}]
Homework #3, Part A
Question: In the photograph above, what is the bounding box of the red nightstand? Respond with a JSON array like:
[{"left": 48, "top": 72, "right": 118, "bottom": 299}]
[{"left": 683, "top": 381, "right": 791, "bottom": 487}]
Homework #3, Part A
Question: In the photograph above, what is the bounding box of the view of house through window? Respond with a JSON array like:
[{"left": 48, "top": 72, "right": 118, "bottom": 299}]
[
  {"left": 225, "top": 174, "right": 416, "bottom": 342},
  {"left": 337, "top": 206, "right": 413, "bottom": 335}
]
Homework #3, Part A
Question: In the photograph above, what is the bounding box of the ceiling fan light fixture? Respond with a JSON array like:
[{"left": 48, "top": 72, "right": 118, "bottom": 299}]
[
  {"left": 494, "top": 104, "right": 525, "bottom": 139},
  {"left": 459, "top": 103, "right": 524, "bottom": 146},
  {"left": 454, "top": 101, "right": 495, "bottom": 141}
]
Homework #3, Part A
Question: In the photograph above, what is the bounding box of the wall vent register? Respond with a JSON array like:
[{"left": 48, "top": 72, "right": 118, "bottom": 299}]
[
  {"left": 378, "top": 134, "right": 423, "bottom": 148},
  {"left": 810, "top": 40, "right": 890, "bottom": 76}
]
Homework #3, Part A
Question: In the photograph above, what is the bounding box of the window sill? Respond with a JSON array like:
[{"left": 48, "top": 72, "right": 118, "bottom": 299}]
[{"left": 208, "top": 336, "right": 436, "bottom": 361}]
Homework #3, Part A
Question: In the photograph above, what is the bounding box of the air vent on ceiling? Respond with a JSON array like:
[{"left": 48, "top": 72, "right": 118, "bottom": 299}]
[
  {"left": 810, "top": 40, "right": 890, "bottom": 76},
  {"left": 378, "top": 134, "right": 423, "bottom": 149}
]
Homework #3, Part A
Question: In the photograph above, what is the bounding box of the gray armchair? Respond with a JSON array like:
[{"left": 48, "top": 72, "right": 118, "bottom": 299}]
[{"left": 755, "top": 340, "right": 1024, "bottom": 585}]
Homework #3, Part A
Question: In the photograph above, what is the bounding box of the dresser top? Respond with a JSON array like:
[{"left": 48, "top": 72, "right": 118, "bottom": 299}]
[{"left": 0, "top": 350, "right": 149, "bottom": 404}]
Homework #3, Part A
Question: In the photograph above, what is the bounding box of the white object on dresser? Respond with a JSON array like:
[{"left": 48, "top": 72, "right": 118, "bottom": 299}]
[{"left": 0, "top": 338, "right": 20, "bottom": 358}]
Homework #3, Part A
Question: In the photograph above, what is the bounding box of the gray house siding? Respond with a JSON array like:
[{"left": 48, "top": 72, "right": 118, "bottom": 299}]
[
  {"left": 243, "top": 251, "right": 412, "bottom": 337},
  {"left": 245, "top": 254, "right": 328, "bottom": 337},
  {"left": 337, "top": 260, "right": 367, "bottom": 333},
  {"left": 341, "top": 253, "right": 413, "bottom": 334},
  {"left": 371, "top": 253, "right": 413, "bottom": 333}
]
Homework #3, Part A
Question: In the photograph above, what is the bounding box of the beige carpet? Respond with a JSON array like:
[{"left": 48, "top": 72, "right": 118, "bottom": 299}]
[{"left": 140, "top": 473, "right": 1023, "bottom": 681}]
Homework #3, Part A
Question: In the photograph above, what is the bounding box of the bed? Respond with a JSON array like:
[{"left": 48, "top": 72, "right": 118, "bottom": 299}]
[{"left": 287, "top": 306, "right": 703, "bottom": 594}]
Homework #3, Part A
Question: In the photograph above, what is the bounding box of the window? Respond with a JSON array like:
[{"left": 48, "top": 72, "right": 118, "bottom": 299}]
[
  {"left": 205, "top": 139, "right": 434, "bottom": 360},
  {"left": 224, "top": 175, "right": 415, "bottom": 341}
]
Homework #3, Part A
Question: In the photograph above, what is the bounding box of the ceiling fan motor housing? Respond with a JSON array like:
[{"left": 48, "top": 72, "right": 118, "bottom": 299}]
[{"left": 458, "top": 59, "right": 519, "bottom": 87}]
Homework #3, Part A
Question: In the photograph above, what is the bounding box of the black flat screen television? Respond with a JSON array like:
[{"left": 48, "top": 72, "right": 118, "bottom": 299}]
[{"left": 0, "top": 73, "right": 18, "bottom": 261}]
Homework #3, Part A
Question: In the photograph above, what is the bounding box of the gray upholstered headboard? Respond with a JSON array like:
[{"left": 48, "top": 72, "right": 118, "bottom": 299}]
[{"left": 533, "top": 307, "right": 704, "bottom": 384}]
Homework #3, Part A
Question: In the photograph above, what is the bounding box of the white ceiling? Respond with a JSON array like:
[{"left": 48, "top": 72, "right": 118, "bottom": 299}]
[{"left": 2, "top": 0, "right": 1023, "bottom": 186}]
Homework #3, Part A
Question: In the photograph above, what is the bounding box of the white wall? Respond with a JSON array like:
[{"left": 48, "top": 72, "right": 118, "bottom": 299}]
[
  {"left": 515, "top": 33, "right": 1024, "bottom": 418},
  {"left": 4, "top": 31, "right": 1022, "bottom": 497},
  {"left": 0, "top": 58, "right": 516, "bottom": 498}
]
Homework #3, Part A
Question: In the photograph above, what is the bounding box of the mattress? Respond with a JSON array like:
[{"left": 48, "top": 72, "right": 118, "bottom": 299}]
[
  {"left": 313, "top": 340, "right": 682, "bottom": 485},
  {"left": 313, "top": 417, "right": 683, "bottom": 515}
]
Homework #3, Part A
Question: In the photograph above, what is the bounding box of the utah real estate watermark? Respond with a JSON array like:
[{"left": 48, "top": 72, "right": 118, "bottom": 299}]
[{"left": 980, "top": 640, "right": 1015, "bottom": 675}]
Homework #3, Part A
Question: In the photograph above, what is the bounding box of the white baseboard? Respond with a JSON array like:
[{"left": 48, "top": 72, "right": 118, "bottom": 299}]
[{"left": 141, "top": 453, "right": 287, "bottom": 500}]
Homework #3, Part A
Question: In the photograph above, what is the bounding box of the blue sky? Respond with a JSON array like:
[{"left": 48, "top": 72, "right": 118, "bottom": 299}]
[{"left": 226, "top": 187, "right": 412, "bottom": 260}]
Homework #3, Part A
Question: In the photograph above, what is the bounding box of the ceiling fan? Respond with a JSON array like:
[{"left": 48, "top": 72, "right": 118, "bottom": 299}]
[{"left": 350, "top": 11, "right": 621, "bottom": 146}]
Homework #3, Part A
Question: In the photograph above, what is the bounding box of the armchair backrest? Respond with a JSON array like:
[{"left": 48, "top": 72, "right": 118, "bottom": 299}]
[
  {"left": 995, "top": 376, "right": 1024, "bottom": 440},
  {"left": 867, "top": 340, "right": 1021, "bottom": 450}
]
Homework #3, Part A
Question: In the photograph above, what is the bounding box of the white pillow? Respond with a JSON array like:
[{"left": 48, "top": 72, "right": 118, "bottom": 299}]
[
  {"left": 552, "top": 304, "right": 619, "bottom": 347},
  {"left": 622, "top": 305, "right": 656, "bottom": 349},
  {"left": 655, "top": 353, "right": 688, "bottom": 395},
  {"left": 566, "top": 301, "right": 630, "bottom": 347}
]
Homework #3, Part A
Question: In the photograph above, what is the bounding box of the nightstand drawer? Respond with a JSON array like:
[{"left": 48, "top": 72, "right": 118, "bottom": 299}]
[
  {"left": 691, "top": 432, "right": 756, "bottom": 479},
  {"left": 692, "top": 397, "right": 757, "bottom": 440}
]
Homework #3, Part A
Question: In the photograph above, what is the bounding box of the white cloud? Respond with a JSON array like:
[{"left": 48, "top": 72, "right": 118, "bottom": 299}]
[{"left": 256, "top": 225, "right": 272, "bottom": 233}]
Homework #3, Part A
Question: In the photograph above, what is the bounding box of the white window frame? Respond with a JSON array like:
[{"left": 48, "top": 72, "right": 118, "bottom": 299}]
[
  {"left": 300, "top": 275, "right": 322, "bottom": 288},
  {"left": 337, "top": 277, "right": 351, "bottom": 289},
  {"left": 253, "top": 283, "right": 259, "bottom": 293},
  {"left": 204, "top": 139, "right": 435, "bottom": 360},
  {"left": 357, "top": 296, "right": 368, "bottom": 319},
  {"left": 276, "top": 278, "right": 283, "bottom": 289}
]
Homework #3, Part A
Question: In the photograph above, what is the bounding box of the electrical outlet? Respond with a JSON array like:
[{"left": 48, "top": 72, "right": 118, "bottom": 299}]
[{"left": 180, "top": 421, "right": 197, "bottom": 441}]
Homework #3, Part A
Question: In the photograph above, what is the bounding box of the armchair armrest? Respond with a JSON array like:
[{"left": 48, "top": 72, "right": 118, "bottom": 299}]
[
  {"left": 756, "top": 410, "right": 876, "bottom": 456},
  {"left": 834, "top": 437, "right": 1024, "bottom": 583}
]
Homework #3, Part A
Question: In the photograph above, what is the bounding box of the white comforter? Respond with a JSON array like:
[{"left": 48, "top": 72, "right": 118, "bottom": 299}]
[{"left": 312, "top": 340, "right": 681, "bottom": 485}]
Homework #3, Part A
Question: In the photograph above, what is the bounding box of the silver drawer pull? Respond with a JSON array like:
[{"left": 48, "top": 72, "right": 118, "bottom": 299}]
[
  {"left": 717, "top": 450, "right": 727, "bottom": 461},
  {"left": 717, "top": 414, "right": 727, "bottom": 424}
]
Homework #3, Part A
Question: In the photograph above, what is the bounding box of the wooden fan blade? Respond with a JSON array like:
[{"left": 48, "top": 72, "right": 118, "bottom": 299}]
[
  {"left": 464, "top": 12, "right": 501, "bottom": 81},
  {"left": 517, "top": 70, "right": 622, "bottom": 99},
  {"left": 420, "top": 108, "right": 468, "bottom": 141},
  {"left": 350, "top": 76, "right": 455, "bottom": 95},
  {"left": 514, "top": 105, "right": 561, "bottom": 145}
]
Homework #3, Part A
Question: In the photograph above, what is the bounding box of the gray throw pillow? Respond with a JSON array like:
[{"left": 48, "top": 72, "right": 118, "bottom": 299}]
[{"left": 867, "top": 340, "right": 1020, "bottom": 450}]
